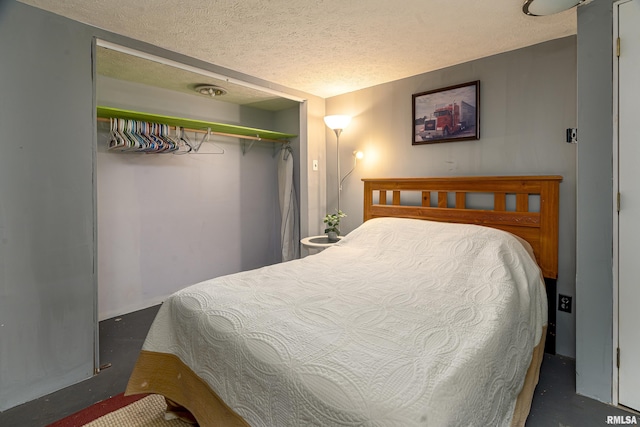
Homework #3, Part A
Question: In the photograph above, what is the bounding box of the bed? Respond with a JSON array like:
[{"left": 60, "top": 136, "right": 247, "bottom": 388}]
[{"left": 126, "top": 175, "right": 562, "bottom": 426}]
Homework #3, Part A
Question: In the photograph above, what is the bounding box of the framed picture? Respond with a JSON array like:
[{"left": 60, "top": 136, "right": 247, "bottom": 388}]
[{"left": 412, "top": 80, "right": 480, "bottom": 145}]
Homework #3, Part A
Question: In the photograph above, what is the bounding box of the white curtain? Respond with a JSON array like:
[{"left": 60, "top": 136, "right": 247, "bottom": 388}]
[{"left": 277, "top": 145, "right": 299, "bottom": 261}]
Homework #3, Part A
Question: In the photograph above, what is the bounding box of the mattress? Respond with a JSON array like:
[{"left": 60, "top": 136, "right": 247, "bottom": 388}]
[{"left": 128, "top": 217, "right": 548, "bottom": 426}]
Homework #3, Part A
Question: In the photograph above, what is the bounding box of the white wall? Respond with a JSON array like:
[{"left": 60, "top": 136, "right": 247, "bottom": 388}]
[
  {"left": 96, "top": 76, "right": 284, "bottom": 320},
  {"left": 325, "top": 37, "right": 578, "bottom": 357}
]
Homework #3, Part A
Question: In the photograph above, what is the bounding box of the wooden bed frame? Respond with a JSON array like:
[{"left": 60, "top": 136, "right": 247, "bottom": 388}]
[
  {"left": 127, "top": 175, "right": 563, "bottom": 427},
  {"left": 362, "top": 175, "right": 562, "bottom": 426},
  {"left": 362, "top": 176, "right": 562, "bottom": 279}
]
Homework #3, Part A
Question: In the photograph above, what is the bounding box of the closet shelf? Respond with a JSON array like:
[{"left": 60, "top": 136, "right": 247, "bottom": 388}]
[{"left": 97, "top": 106, "right": 297, "bottom": 144}]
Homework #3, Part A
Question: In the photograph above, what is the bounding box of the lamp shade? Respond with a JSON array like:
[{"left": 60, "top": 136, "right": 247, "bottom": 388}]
[
  {"left": 324, "top": 115, "right": 352, "bottom": 130},
  {"left": 523, "top": 0, "right": 583, "bottom": 16}
]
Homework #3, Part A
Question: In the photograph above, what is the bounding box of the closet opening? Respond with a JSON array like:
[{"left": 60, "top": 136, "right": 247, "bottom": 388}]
[{"left": 93, "top": 39, "right": 303, "bottom": 374}]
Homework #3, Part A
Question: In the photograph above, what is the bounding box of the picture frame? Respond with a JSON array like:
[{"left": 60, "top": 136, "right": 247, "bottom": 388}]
[{"left": 412, "top": 80, "right": 480, "bottom": 145}]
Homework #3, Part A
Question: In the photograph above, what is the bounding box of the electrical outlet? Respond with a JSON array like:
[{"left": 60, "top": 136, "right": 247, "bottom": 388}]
[
  {"left": 566, "top": 128, "right": 578, "bottom": 144},
  {"left": 558, "top": 294, "right": 572, "bottom": 313},
  {"left": 312, "top": 160, "right": 318, "bottom": 171}
]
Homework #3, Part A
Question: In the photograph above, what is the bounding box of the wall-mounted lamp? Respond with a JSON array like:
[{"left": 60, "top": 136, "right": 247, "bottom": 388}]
[
  {"left": 324, "top": 115, "right": 352, "bottom": 212},
  {"left": 522, "top": 0, "right": 585, "bottom": 16},
  {"left": 340, "top": 151, "right": 364, "bottom": 192}
]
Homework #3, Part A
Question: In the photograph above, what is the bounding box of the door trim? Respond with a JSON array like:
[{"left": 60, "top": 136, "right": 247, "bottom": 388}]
[
  {"left": 612, "top": 0, "right": 634, "bottom": 406},
  {"left": 91, "top": 36, "right": 100, "bottom": 375}
]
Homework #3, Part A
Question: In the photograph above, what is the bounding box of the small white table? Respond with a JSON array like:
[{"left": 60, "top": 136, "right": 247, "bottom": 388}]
[{"left": 300, "top": 235, "right": 343, "bottom": 251}]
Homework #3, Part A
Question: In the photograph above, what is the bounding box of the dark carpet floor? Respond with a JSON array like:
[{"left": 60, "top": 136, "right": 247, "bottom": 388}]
[{"left": 0, "top": 305, "right": 635, "bottom": 427}]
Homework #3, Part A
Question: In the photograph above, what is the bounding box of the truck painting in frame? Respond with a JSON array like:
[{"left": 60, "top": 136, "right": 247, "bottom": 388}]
[{"left": 412, "top": 81, "right": 480, "bottom": 145}]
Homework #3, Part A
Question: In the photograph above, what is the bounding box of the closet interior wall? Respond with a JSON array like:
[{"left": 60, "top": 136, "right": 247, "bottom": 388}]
[{"left": 97, "top": 75, "right": 284, "bottom": 320}]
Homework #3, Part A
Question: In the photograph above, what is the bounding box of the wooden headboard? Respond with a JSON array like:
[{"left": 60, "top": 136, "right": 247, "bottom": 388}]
[{"left": 362, "top": 176, "right": 562, "bottom": 279}]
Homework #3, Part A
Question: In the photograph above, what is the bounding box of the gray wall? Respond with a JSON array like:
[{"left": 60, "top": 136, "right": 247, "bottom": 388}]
[
  {"left": 300, "top": 97, "right": 329, "bottom": 244},
  {"left": 0, "top": 1, "right": 313, "bottom": 411},
  {"left": 0, "top": 2, "right": 96, "bottom": 410},
  {"left": 96, "top": 76, "right": 284, "bottom": 320},
  {"left": 576, "top": 0, "right": 615, "bottom": 403},
  {"left": 325, "top": 37, "right": 578, "bottom": 357},
  {"left": 2, "top": 0, "right": 615, "bottom": 411}
]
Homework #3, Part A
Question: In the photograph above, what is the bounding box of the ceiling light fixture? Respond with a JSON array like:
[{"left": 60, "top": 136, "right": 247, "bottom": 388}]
[
  {"left": 522, "top": 0, "right": 585, "bottom": 16},
  {"left": 194, "top": 84, "right": 228, "bottom": 97}
]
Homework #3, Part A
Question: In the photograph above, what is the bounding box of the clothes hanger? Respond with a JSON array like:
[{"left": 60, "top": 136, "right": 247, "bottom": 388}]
[
  {"left": 154, "top": 123, "right": 178, "bottom": 153},
  {"left": 117, "top": 118, "right": 137, "bottom": 150},
  {"left": 172, "top": 127, "right": 193, "bottom": 155},
  {"left": 107, "top": 118, "right": 126, "bottom": 150},
  {"left": 176, "top": 128, "right": 224, "bottom": 155},
  {"left": 107, "top": 120, "right": 226, "bottom": 155},
  {"left": 194, "top": 128, "right": 225, "bottom": 155}
]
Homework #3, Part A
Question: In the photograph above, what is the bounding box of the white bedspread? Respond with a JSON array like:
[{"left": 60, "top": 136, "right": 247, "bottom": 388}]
[{"left": 142, "top": 217, "right": 547, "bottom": 426}]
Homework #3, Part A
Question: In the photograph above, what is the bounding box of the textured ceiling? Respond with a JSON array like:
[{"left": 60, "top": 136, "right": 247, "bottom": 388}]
[{"left": 20, "top": 0, "right": 576, "bottom": 99}]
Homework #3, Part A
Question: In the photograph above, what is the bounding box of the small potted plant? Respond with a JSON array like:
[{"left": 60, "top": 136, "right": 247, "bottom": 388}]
[{"left": 323, "top": 210, "right": 346, "bottom": 242}]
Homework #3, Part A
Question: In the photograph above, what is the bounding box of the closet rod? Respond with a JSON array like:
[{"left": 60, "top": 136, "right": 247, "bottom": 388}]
[{"left": 97, "top": 117, "right": 289, "bottom": 145}]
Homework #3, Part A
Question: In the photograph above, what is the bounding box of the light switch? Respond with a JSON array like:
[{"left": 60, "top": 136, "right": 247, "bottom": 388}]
[{"left": 312, "top": 160, "right": 318, "bottom": 171}]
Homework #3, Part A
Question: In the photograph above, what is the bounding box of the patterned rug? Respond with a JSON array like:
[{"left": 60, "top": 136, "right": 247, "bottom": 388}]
[{"left": 47, "top": 393, "right": 191, "bottom": 427}]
